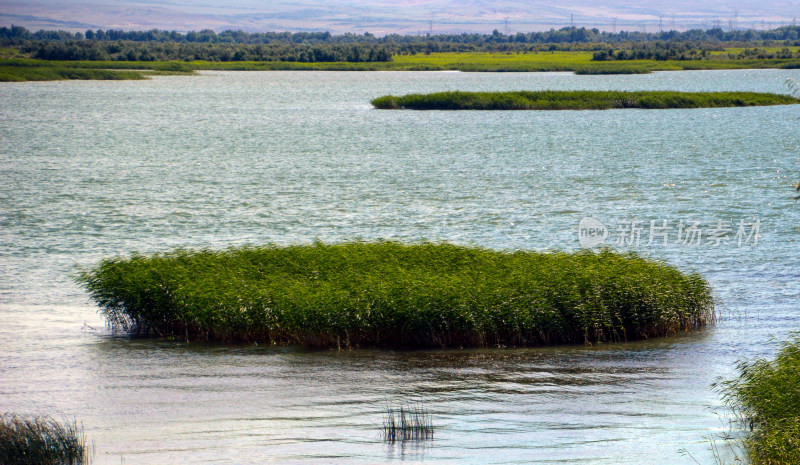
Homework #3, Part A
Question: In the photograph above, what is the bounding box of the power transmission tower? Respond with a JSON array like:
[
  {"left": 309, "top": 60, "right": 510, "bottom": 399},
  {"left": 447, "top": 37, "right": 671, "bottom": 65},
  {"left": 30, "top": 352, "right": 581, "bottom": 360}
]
[
  {"left": 612, "top": 17, "right": 617, "bottom": 34},
  {"left": 504, "top": 17, "right": 510, "bottom": 35},
  {"left": 570, "top": 14, "right": 574, "bottom": 28},
  {"left": 659, "top": 16, "right": 663, "bottom": 32}
]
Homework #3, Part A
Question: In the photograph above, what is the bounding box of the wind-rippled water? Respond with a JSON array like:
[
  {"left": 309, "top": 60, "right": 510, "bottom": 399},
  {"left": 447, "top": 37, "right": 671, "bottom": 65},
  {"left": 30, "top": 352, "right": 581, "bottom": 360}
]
[{"left": 1, "top": 70, "right": 799, "bottom": 464}]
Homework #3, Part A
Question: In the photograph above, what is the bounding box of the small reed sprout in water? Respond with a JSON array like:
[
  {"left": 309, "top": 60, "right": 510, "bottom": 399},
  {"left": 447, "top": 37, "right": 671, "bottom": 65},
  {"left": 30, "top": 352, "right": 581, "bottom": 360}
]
[
  {"left": 382, "top": 403, "right": 434, "bottom": 443},
  {"left": 0, "top": 414, "right": 90, "bottom": 465}
]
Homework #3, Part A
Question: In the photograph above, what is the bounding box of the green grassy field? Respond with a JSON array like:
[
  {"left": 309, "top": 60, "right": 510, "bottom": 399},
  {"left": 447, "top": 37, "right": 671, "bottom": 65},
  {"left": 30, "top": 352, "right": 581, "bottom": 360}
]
[
  {"left": 4, "top": 50, "right": 800, "bottom": 81},
  {"left": 718, "top": 333, "right": 800, "bottom": 465},
  {"left": 77, "top": 242, "right": 714, "bottom": 349},
  {"left": 372, "top": 90, "right": 800, "bottom": 110},
  {"left": 191, "top": 52, "right": 800, "bottom": 72}
]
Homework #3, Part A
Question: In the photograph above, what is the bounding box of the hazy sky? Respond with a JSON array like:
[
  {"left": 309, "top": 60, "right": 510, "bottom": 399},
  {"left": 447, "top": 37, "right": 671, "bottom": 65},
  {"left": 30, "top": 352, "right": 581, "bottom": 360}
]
[{"left": 2, "top": 0, "right": 798, "bottom": 34}]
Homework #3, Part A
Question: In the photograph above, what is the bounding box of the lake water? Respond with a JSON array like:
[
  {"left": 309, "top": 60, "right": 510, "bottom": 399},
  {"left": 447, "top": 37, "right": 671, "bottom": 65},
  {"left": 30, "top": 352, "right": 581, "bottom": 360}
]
[{"left": 1, "top": 70, "right": 799, "bottom": 464}]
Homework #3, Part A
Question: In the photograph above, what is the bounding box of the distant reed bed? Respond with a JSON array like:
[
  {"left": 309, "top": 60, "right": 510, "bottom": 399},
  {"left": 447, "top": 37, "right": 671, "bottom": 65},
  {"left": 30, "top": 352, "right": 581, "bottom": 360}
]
[
  {"left": 0, "top": 63, "right": 145, "bottom": 81},
  {"left": 77, "top": 242, "right": 714, "bottom": 349},
  {"left": 0, "top": 59, "right": 191, "bottom": 81},
  {"left": 371, "top": 90, "right": 800, "bottom": 110},
  {"left": 717, "top": 333, "right": 800, "bottom": 465},
  {"left": 0, "top": 414, "right": 89, "bottom": 465}
]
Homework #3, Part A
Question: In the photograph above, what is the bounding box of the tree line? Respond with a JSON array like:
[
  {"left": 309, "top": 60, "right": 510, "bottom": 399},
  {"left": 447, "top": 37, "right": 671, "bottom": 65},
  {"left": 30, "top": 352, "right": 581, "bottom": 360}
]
[
  {"left": 28, "top": 41, "right": 393, "bottom": 62},
  {"left": 592, "top": 41, "right": 796, "bottom": 61},
  {"left": 3, "top": 24, "right": 800, "bottom": 63},
  {"left": 5, "top": 24, "right": 800, "bottom": 45},
  {"left": 592, "top": 42, "right": 721, "bottom": 61}
]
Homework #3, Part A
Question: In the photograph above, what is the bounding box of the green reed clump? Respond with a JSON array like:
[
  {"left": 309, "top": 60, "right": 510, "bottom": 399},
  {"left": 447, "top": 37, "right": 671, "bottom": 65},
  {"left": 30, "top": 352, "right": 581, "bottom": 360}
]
[
  {"left": 717, "top": 333, "right": 800, "bottom": 465},
  {"left": 383, "top": 403, "right": 434, "bottom": 443},
  {"left": 77, "top": 242, "right": 714, "bottom": 349},
  {"left": 371, "top": 90, "right": 800, "bottom": 110},
  {"left": 0, "top": 414, "right": 89, "bottom": 465}
]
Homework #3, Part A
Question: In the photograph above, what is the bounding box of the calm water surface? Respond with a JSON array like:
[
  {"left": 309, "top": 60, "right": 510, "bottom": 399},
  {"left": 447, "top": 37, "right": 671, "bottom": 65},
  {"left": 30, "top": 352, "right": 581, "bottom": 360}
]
[{"left": 1, "top": 70, "right": 799, "bottom": 464}]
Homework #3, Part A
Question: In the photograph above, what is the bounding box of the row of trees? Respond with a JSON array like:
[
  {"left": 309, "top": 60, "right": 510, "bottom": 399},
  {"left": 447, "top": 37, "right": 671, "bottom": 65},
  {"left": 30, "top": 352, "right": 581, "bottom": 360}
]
[
  {"left": 29, "top": 41, "right": 394, "bottom": 62},
  {"left": 592, "top": 42, "right": 723, "bottom": 61},
  {"left": 5, "top": 24, "right": 800, "bottom": 63},
  {"left": 592, "top": 42, "right": 795, "bottom": 61},
  {"left": 5, "top": 24, "right": 800, "bottom": 46},
  {"left": 728, "top": 47, "right": 795, "bottom": 59}
]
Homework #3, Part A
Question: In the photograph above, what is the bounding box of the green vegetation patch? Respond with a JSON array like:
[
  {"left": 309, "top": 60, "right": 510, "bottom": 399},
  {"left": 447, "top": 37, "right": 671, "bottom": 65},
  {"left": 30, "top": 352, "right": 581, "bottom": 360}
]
[
  {"left": 371, "top": 90, "right": 800, "bottom": 110},
  {"left": 5, "top": 52, "right": 800, "bottom": 80},
  {"left": 0, "top": 59, "right": 147, "bottom": 81},
  {"left": 718, "top": 333, "right": 800, "bottom": 465},
  {"left": 77, "top": 242, "right": 714, "bottom": 349}
]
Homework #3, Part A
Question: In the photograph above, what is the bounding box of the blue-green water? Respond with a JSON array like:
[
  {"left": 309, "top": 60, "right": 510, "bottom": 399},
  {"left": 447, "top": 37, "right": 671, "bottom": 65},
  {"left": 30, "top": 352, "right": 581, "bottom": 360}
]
[{"left": 1, "top": 70, "right": 799, "bottom": 464}]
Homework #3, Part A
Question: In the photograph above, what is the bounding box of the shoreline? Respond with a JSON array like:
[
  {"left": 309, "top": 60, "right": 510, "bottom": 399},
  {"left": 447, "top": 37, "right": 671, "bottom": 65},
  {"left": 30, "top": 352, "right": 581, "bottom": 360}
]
[{"left": 4, "top": 53, "right": 800, "bottom": 81}]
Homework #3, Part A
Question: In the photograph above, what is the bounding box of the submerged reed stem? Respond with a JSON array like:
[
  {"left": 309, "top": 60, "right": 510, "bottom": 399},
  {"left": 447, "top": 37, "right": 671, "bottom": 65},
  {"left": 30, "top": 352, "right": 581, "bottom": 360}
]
[{"left": 382, "top": 403, "right": 434, "bottom": 443}]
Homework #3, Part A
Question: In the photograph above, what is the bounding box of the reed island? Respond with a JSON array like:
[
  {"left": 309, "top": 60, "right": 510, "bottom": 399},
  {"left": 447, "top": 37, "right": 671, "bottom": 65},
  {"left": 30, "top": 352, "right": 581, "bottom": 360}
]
[
  {"left": 371, "top": 90, "right": 800, "bottom": 110},
  {"left": 77, "top": 242, "right": 714, "bottom": 349}
]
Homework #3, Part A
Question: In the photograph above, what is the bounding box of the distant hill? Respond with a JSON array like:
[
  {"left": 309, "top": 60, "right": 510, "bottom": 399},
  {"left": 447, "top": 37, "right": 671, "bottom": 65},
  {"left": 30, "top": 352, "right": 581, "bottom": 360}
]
[{"left": 1, "top": 0, "right": 798, "bottom": 34}]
